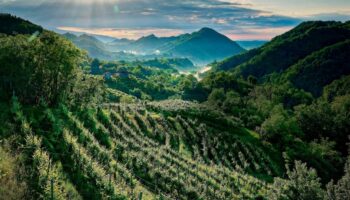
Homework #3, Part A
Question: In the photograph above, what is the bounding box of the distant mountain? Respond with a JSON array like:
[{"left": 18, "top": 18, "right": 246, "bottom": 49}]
[
  {"left": 62, "top": 33, "right": 182, "bottom": 62},
  {"left": 70, "top": 28, "right": 245, "bottom": 64},
  {"left": 211, "top": 21, "right": 350, "bottom": 97},
  {"left": 236, "top": 40, "right": 268, "bottom": 50},
  {"left": 106, "top": 38, "right": 134, "bottom": 52},
  {"left": 0, "top": 13, "right": 43, "bottom": 35},
  {"left": 63, "top": 33, "right": 115, "bottom": 60},
  {"left": 161, "top": 28, "right": 245, "bottom": 64},
  {"left": 127, "top": 34, "right": 177, "bottom": 54},
  {"left": 92, "top": 34, "right": 119, "bottom": 43},
  {"left": 62, "top": 32, "right": 78, "bottom": 40},
  {"left": 106, "top": 34, "right": 177, "bottom": 54}
]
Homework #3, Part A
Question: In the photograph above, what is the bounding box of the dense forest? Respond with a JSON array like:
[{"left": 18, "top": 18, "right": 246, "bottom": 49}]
[{"left": 0, "top": 14, "right": 350, "bottom": 200}]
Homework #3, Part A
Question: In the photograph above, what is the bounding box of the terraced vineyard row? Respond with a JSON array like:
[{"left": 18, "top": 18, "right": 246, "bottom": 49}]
[
  {"left": 108, "top": 103, "right": 281, "bottom": 178},
  {"left": 82, "top": 108, "right": 238, "bottom": 199},
  {"left": 98, "top": 104, "right": 271, "bottom": 199},
  {"left": 10, "top": 99, "right": 82, "bottom": 200},
  {"left": 11, "top": 98, "right": 273, "bottom": 199}
]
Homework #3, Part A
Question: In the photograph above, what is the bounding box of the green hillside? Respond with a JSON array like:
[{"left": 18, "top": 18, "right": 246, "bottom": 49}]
[
  {"left": 209, "top": 21, "right": 350, "bottom": 98},
  {"left": 282, "top": 39, "right": 350, "bottom": 96},
  {"left": 0, "top": 13, "right": 43, "bottom": 35},
  {"left": 236, "top": 41, "right": 268, "bottom": 50},
  {"left": 214, "top": 21, "right": 350, "bottom": 79}
]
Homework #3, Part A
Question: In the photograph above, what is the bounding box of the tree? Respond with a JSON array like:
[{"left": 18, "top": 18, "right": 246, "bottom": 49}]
[
  {"left": 222, "top": 90, "right": 240, "bottom": 108},
  {"left": 179, "top": 75, "right": 197, "bottom": 92},
  {"left": 90, "top": 58, "right": 101, "bottom": 75},
  {"left": 326, "top": 152, "right": 350, "bottom": 200},
  {"left": 268, "top": 161, "right": 325, "bottom": 200},
  {"left": 295, "top": 95, "right": 350, "bottom": 154},
  {"left": 70, "top": 75, "right": 105, "bottom": 105},
  {"left": 260, "top": 105, "right": 302, "bottom": 147},
  {"left": 247, "top": 75, "right": 257, "bottom": 85},
  {"left": 0, "top": 31, "right": 85, "bottom": 105},
  {"left": 207, "top": 88, "right": 225, "bottom": 107}
]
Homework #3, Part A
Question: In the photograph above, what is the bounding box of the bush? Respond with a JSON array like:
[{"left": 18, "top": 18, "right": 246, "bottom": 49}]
[
  {"left": 326, "top": 153, "right": 350, "bottom": 200},
  {"left": 0, "top": 146, "right": 28, "bottom": 200},
  {"left": 268, "top": 161, "right": 325, "bottom": 200}
]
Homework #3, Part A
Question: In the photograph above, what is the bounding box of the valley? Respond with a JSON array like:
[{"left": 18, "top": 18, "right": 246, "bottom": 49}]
[{"left": 0, "top": 12, "right": 350, "bottom": 200}]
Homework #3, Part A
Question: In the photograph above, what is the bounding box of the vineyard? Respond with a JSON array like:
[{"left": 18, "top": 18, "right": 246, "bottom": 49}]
[{"left": 8, "top": 97, "right": 285, "bottom": 200}]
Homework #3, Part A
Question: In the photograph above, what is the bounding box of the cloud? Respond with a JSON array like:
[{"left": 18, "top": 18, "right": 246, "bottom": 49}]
[
  {"left": 223, "top": 26, "right": 294, "bottom": 40},
  {"left": 57, "top": 26, "right": 186, "bottom": 39},
  {"left": 2, "top": 0, "right": 346, "bottom": 40},
  {"left": 303, "top": 12, "right": 350, "bottom": 22}
]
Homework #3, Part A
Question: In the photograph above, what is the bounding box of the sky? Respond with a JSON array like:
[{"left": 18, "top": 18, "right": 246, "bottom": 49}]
[{"left": 0, "top": 0, "right": 350, "bottom": 40}]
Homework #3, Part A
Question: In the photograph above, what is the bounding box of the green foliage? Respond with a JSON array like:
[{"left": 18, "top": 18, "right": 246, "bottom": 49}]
[
  {"left": 140, "top": 57, "right": 194, "bottom": 71},
  {"left": 90, "top": 58, "right": 101, "bottom": 75},
  {"left": 323, "top": 75, "right": 350, "bottom": 101},
  {"left": 326, "top": 153, "right": 350, "bottom": 200},
  {"left": 76, "top": 108, "right": 112, "bottom": 149},
  {"left": 0, "top": 145, "right": 28, "bottom": 200},
  {"left": 295, "top": 96, "right": 350, "bottom": 154},
  {"left": 268, "top": 161, "right": 325, "bottom": 200},
  {"left": 208, "top": 88, "right": 226, "bottom": 107},
  {"left": 202, "top": 71, "right": 252, "bottom": 95},
  {"left": 260, "top": 105, "right": 302, "bottom": 147},
  {"left": 32, "top": 147, "right": 82, "bottom": 200},
  {"left": 247, "top": 75, "right": 258, "bottom": 85},
  {"left": 0, "top": 31, "right": 85, "bottom": 105},
  {"left": 71, "top": 75, "right": 105, "bottom": 105},
  {"left": 102, "top": 63, "right": 204, "bottom": 101}
]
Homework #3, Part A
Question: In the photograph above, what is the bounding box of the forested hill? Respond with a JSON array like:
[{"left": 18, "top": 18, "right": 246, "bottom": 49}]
[
  {"left": 214, "top": 21, "right": 350, "bottom": 73},
  {"left": 0, "top": 13, "right": 43, "bottom": 35},
  {"left": 210, "top": 21, "right": 350, "bottom": 97}
]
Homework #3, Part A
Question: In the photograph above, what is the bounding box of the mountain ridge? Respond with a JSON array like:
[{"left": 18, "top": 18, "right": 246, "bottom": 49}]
[{"left": 64, "top": 27, "right": 245, "bottom": 64}]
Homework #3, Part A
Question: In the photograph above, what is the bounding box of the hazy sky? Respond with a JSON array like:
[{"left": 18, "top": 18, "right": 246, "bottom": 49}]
[{"left": 1, "top": 0, "right": 349, "bottom": 40}]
